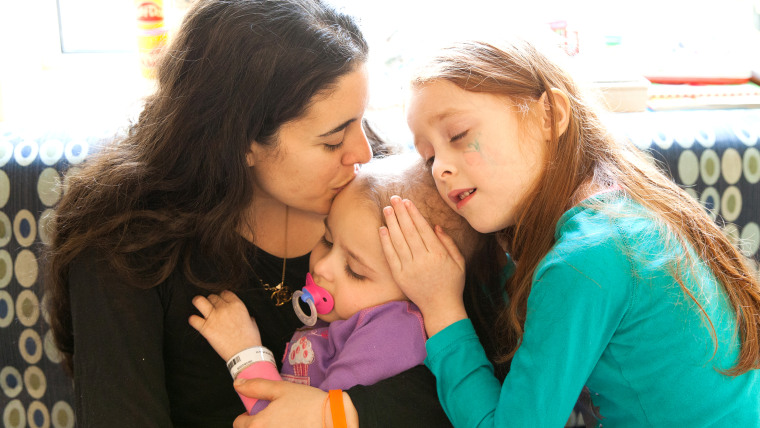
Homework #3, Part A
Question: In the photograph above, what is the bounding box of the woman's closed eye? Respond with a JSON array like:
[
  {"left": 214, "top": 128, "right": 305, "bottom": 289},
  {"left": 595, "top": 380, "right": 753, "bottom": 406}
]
[
  {"left": 323, "top": 141, "right": 344, "bottom": 152},
  {"left": 320, "top": 236, "right": 334, "bottom": 248},
  {"left": 425, "top": 156, "right": 435, "bottom": 168}
]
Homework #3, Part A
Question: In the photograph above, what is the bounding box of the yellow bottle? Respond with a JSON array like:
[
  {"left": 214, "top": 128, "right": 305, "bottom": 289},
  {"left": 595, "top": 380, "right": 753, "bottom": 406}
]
[
  {"left": 136, "top": 0, "right": 164, "bottom": 30},
  {"left": 136, "top": 0, "right": 167, "bottom": 78}
]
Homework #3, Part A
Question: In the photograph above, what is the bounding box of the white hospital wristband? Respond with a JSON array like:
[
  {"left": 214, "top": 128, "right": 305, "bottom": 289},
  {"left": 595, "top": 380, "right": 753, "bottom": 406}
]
[{"left": 226, "top": 346, "right": 276, "bottom": 379}]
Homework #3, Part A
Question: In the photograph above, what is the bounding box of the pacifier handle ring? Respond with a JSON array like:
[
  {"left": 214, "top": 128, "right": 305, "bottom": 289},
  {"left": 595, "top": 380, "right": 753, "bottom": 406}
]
[{"left": 292, "top": 290, "right": 318, "bottom": 326}]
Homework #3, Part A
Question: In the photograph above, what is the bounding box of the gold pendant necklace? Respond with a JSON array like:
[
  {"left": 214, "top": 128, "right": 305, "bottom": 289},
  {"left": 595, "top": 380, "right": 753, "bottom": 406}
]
[{"left": 262, "top": 206, "right": 292, "bottom": 306}]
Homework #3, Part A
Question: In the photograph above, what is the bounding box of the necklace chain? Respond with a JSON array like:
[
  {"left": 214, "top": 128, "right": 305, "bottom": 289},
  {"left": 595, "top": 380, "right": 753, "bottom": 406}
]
[{"left": 261, "top": 206, "right": 292, "bottom": 306}]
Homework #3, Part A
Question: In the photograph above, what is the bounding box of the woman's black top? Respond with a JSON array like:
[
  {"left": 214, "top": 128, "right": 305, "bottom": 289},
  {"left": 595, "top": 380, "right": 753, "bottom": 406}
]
[{"left": 67, "top": 239, "right": 451, "bottom": 427}]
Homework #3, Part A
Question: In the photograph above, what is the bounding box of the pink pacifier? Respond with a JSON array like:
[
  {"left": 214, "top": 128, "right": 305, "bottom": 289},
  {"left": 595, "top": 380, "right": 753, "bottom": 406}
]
[{"left": 292, "top": 273, "right": 334, "bottom": 326}]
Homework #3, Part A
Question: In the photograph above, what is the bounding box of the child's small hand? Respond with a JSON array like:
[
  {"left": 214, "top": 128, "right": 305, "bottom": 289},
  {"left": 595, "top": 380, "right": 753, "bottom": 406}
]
[
  {"left": 379, "top": 196, "right": 468, "bottom": 337},
  {"left": 189, "top": 290, "right": 262, "bottom": 362}
]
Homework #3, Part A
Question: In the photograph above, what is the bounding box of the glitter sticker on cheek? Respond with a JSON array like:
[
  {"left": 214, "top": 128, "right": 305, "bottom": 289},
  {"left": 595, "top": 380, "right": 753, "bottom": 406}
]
[{"left": 463, "top": 139, "right": 484, "bottom": 166}]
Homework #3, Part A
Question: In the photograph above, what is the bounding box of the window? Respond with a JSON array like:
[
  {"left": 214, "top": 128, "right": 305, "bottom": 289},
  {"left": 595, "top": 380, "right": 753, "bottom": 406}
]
[
  {"left": 57, "top": 0, "right": 135, "bottom": 53},
  {"left": 1, "top": 0, "right": 758, "bottom": 124},
  {"left": 328, "top": 0, "right": 760, "bottom": 138}
]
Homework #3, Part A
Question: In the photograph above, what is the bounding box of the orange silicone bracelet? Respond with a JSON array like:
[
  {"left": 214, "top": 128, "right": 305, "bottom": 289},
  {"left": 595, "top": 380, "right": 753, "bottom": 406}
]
[{"left": 328, "top": 389, "right": 347, "bottom": 428}]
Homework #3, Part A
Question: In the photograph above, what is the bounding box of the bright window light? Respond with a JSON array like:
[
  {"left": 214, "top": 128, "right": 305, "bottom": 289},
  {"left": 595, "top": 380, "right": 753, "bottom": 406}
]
[
  {"left": 0, "top": 0, "right": 758, "bottom": 125},
  {"left": 57, "top": 0, "right": 136, "bottom": 53}
]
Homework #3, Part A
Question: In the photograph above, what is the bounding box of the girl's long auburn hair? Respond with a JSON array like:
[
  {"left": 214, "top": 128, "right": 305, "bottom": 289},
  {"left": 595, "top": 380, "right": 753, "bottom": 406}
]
[
  {"left": 45, "top": 0, "right": 368, "bottom": 375},
  {"left": 412, "top": 38, "right": 760, "bottom": 375}
]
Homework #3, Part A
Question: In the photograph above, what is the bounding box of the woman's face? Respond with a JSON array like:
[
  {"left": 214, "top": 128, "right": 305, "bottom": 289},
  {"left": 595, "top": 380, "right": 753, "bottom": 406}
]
[
  {"left": 308, "top": 183, "right": 405, "bottom": 322},
  {"left": 406, "top": 79, "right": 547, "bottom": 233},
  {"left": 249, "top": 65, "right": 372, "bottom": 215}
]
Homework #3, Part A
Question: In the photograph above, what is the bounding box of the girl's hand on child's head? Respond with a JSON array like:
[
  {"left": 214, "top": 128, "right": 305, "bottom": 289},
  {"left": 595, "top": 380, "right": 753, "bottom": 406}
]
[
  {"left": 188, "top": 290, "right": 262, "bottom": 361},
  {"left": 379, "top": 196, "right": 468, "bottom": 336}
]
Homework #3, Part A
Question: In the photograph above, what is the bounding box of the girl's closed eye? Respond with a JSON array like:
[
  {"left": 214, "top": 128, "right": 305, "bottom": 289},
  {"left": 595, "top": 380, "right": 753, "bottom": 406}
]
[
  {"left": 450, "top": 130, "right": 468, "bottom": 143},
  {"left": 416, "top": 143, "right": 435, "bottom": 167},
  {"left": 344, "top": 263, "right": 366, "bottom": 281}
]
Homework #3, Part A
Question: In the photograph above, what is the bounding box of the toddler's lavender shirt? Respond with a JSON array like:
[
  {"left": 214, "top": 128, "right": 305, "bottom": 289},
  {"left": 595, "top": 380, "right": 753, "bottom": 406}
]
[{"left": 251, "top": 300, "right": 427, "bottom": 414}]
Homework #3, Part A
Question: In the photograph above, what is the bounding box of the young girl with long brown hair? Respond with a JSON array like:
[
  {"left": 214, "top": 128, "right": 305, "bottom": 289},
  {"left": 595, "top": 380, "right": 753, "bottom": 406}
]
[{"left": 380, "top": 37, "right": 760, "bottom": 426}]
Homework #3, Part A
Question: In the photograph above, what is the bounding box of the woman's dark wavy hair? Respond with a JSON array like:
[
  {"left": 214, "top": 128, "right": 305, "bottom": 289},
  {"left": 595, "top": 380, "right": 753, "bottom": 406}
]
[{"left": 45, "top": 0, "right": 368, "bottom": 374}]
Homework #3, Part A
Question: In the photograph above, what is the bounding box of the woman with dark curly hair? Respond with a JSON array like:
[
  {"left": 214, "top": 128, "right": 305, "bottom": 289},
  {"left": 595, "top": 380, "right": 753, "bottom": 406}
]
[{"left": 45, "top": 1, "right": 449, "bottom": 427}]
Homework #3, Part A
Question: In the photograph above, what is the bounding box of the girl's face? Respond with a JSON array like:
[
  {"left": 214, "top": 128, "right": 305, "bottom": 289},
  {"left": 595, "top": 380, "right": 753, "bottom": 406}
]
[
  {"left": 406, "top": 80, "right": 547, "bottom": 233},
  {"left": 248, "top": 65, "right": 373, "bottom": 216},
  {"left": 308, "top": 183, "right": 406, "bottom": 322}
]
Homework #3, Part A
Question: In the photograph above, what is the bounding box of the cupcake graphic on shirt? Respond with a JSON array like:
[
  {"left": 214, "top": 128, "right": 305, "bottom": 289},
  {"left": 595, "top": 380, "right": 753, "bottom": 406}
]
[{"left": 288, "top": 336, "right": 315, "bottom": 377}]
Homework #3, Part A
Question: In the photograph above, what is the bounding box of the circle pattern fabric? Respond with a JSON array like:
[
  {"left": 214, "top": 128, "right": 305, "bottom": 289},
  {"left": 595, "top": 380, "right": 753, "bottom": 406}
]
[
  {"left": 24, "top": 366, "right": 47, "bottom": 400},
  {"left": 721, "top": 186, "right": 743, "bottom": 223},
  {"left": 14, "top": 249, "right": 38, "bottom": 288},
  {"left": 741, "top": 222, "right": 760, "bottom": 258},
  {"left": 43, "top": 330, "right": 63, "bottom": 364},
  {"left": 37, "top": 169, "right": 61, "bottom": 207},
  {"left": 0, "top": 250, "right": 12, "bottom": 288},
  {"left": 37, "top": 210, "right": 54, "bottom": 246},
  {"left": 734, "top": 123, "right": 758, "bottom": 146},
  {"left": 27, "top": 400, "right": 50, "bottom": 428},
  {"left": 13, "top": 141, "right": 38, "bottom": 168},
  {"left": 19, "top": 328, "right": 43, "bottom": 365},
  {"left": 0, "top": 211, "right": 12, "bottom": 247},
  {"left": 0, "top": 290, "right": 14, "bottom": 328},
  {"left": 15, "top": 289, "right": 39, "bottom": 327},
  {"left": 745, "top": 148, "right": 760, "bottom": 184},
  {"left": 39, "top": 140, "right": 64, "bottom": 167},
  {"left": 0, "top": 128, "right": 117, "bottom": 426},
  {"left": 51, "top": 401, "right": 74, "bottom": 428},
  {"left": 64, "top": 141, "right": 88, "bottom": 165},
  {"left": 721, "top": 149, "right": 743, "bottom": 185},
  {"left": 699, "top": 150, "right": 721, "bottom": 186},
  {"left": 699, "top": 187, "right": 720, "bottom": 220},
  {"left": 0, "top": 170, "right": 10, "bottom": 208},
  {"left": 0, "top": 141, "right": 14, "bottom": 167},
  {"left": 695, "top": 128, "right": 716, "bottom": 148},
  {"left": 604, "top": 109, "right": 760, "bottom": 264},
  {"left": 13, "top": 210, "right": 36, "bottom": 248},
  {"left": 1, "top": 366, "right": 23, "bottom": 398},
  {"left": 678, "top": 150, "right": 699, "bottom": 186},
  {"left": 3, "top": 399, "right": 26, "bottom": 428}
]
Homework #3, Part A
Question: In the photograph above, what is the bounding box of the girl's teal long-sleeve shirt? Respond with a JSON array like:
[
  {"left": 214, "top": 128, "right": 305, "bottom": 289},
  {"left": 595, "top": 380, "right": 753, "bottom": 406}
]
[{"left": 426, "top": 193, "right": 760, "bottom": 427}]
